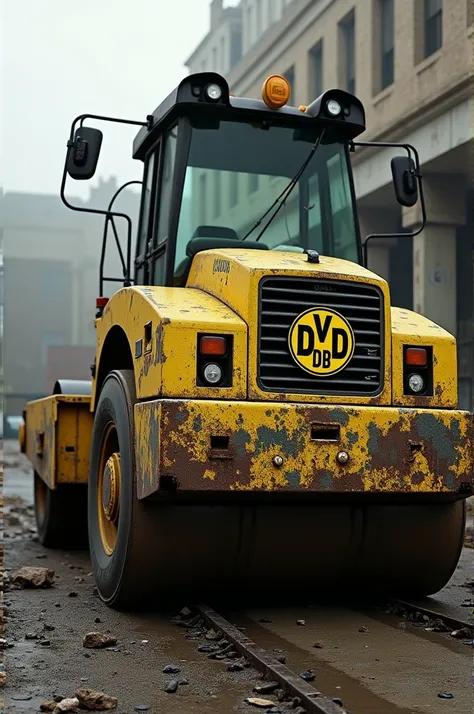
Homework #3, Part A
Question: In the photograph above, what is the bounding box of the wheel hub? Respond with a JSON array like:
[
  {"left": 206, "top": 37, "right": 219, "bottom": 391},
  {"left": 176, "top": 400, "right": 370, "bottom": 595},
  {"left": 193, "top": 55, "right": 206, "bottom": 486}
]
[{"left": 102, "top": 452, "right": 121, "bottom": 523}]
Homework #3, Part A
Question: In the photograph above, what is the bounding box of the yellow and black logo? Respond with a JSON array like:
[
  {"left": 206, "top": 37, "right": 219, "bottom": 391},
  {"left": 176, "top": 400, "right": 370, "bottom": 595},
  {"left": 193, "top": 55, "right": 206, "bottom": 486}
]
[{"left": 288, "top": 307, "right": 355, "bottom": 377}]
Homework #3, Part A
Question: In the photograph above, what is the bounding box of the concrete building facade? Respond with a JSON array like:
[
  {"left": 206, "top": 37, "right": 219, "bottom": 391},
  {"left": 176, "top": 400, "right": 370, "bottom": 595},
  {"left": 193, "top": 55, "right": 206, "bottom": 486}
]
[{"left": 185, "top": 0, "right": 474, "bottom": 410}]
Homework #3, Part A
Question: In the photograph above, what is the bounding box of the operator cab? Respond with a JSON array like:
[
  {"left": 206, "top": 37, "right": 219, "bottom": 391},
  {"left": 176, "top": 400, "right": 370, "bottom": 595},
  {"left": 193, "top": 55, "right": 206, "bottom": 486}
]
[
  {"left": 61, "top": 72, "right": 421, "bottom": 296},
  {"left": 131, "top": 72, "right": 367, "bottom": 288}
]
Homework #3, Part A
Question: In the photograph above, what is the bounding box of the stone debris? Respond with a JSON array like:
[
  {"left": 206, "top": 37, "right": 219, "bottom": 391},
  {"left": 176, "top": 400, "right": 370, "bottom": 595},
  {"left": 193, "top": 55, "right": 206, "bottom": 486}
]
[
  {"left": 0, "top": 671, "right": 6, "bottom": 687},
  {"left": 450, "top": 628, "right": 471, "bottom": 639},
  {"left": 246, "top": 697, "right": 276, "bottom": 708},
  {"left": 205, "top": 628, "right": 221, "bottom": 641},
  {"left": 162, "top": 664, "right": 180, "bottom": 673},
  {"left": 11, "top": 566, "right": 55, "bottom": 588},
  {"left": 76, "top": 687, "right": 118, "bottom": 710},
  {"left": 227, "top": 662, "right": 244, "bottom": 671},
  {"left": 53, "top": 698, "right": 79, "bottom": 713},
  {"left": 83, "top": 632, "right": 118, "bottom": 649},
  {"left": 438, "top": 692, "right": 454, "bottom": 699},
  {"left": 164, "top": 679, "right": 179, "bottom": 693},
  {"left": 299, "top": 669, "right": 315, "bottom": 682},
  {"left": 253, "top": 682, "right": 279, "bottom": 695},
  {"left": 40, "top": 702, "right": 58, "bottom": 712},
  {"left": 296, "top": 619, "right": 306, "bottom": 626}
]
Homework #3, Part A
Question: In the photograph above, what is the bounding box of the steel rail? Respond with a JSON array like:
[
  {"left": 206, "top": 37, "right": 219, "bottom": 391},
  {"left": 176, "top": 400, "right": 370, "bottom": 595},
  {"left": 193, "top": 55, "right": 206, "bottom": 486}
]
[{"left": 196, "top": 604, "right": 350, "bottom": 714}]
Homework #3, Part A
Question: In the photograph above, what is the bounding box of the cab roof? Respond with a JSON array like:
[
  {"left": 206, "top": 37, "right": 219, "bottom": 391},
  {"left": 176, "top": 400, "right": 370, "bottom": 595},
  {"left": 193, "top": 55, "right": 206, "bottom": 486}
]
[{"left": 133, "top": 72, "right": 366, "bottom": 161}]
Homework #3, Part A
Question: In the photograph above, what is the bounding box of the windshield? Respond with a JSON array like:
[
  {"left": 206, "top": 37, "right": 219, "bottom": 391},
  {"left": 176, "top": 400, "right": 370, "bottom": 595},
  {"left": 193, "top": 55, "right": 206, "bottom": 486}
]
[{"left": 175, "top": 118, "right": 359, "bottom": 274}]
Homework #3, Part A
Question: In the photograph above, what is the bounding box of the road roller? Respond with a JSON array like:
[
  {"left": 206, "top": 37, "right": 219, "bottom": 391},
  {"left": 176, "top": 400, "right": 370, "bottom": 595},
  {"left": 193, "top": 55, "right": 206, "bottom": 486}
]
[{"left": 19, "top": 72, "right": 473, "bottom": 609}]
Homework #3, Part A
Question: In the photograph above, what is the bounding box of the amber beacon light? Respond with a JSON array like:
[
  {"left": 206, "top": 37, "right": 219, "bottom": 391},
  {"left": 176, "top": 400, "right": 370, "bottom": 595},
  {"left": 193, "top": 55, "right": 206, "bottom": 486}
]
[{"left": 262, "top": 74, "right": 291, "bottom": 109}]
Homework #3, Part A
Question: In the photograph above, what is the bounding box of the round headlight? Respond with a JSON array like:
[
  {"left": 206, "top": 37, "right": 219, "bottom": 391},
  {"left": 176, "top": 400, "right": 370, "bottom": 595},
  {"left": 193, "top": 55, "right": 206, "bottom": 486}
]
[
  {"left": 203, "top": 363, "right": 223, "bottom": 385},
  {"left": 326, "top": 99, "right": 342, "bottom": 117},
  {"left": 205, "top": 83, "right": 222, "bottom": 101},
  {"left": 408, "top": 373, "right": 425, "bottom": 393}
]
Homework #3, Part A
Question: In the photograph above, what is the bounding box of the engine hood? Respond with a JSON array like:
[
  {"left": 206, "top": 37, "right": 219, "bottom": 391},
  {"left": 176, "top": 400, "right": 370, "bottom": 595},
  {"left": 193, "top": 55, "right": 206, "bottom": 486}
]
[{"left": 186, "top": 248, "right": 390, "bottom": 323}]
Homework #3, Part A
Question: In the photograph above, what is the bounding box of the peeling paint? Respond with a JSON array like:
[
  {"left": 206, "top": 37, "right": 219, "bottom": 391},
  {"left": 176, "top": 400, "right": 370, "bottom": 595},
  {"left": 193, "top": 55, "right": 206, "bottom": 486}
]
[{"left": 134, "top": 399, "right": 473, "bottom": 497}]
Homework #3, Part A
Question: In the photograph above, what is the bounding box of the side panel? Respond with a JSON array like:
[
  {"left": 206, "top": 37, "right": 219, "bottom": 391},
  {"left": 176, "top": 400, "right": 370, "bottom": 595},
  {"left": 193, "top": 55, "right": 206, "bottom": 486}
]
[
  {"left": 25, "top": 395, "right": 93, "bottom": 488},
  {"left": 391, "top": 307, "right": 457, "bottom": 407},
  {"left": 93, "top": 286, "right": 247, "bottom": 408}
]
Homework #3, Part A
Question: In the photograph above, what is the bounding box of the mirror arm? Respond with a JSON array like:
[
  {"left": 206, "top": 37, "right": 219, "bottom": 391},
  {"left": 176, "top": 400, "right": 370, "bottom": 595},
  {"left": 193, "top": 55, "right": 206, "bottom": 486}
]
[
  {"left": 60, "top": 113, "right": 149, "bottom": 297},
  {"left": 351, "top": 140, "right": 427, "bottom": 268},
  {"left": 100, "top": 180, "right": 143, "bottom": 295}
]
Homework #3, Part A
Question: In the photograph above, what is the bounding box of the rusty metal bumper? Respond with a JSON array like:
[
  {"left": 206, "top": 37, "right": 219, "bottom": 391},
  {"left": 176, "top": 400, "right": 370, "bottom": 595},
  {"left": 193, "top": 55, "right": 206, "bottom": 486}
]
[{"left": 134, "top": 400, "right": 473, "bottom": 499}]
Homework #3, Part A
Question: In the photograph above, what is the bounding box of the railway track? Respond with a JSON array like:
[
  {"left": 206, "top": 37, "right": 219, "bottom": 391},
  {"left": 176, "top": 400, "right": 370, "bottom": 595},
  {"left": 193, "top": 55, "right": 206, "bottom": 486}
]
[{"left": 170, "top": 599, "right": 472, "bottom": 714}]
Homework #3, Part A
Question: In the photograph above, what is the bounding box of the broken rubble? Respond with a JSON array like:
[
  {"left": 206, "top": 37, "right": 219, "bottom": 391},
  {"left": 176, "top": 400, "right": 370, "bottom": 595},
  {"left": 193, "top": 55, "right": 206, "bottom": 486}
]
[
  {"left": 246, "top": 697, "right": 276, "bottom": 708},
  {"left": 40, "top": 702, "right": 58, "bottom": 712},
  {"left": 53, "top": 698, "right": 79, "bottom": 713},
  {"left": 164, "top": 680, "right": 179, "bottom": 693},
  {"left": 83, "top": 632, "right": 118, "bottom": 649},
  {"left": 11, "top": 566, "right": 55, "bottom": 589},
  {"left": 76, "top": 687, "right": 118, "bottom": 710},
  {"left": 162, "top": 664, "right": 180, "bottom": 674}
]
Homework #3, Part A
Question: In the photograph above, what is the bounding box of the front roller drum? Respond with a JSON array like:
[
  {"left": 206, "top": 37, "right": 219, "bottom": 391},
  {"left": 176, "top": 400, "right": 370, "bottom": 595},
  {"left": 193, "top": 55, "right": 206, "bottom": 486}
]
[
  {"left": 87, "top": 369, "right": 467, "bottom": 608},
  {"left": 348, "top": 500, "right": 466, "bottom": 598}
]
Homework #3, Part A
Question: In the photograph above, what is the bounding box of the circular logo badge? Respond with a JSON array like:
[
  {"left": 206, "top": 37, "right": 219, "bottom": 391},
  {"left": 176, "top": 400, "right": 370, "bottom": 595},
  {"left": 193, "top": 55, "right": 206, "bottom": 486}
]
[{"left": 288, "top": 307, "right": 355, "bottom": 377}]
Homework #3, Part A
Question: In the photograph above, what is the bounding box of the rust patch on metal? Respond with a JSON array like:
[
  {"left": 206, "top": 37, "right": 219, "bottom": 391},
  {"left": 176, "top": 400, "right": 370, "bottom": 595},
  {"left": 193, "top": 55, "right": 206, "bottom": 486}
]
[{"left": 150, "top": 400, "right": 474, "bottom": 495}]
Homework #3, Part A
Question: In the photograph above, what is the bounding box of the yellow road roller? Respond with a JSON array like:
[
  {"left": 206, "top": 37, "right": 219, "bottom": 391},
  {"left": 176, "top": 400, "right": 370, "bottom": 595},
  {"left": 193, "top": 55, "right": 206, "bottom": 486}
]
[{"left": 20, "top": 73, "right": 473, "bottom": 609}]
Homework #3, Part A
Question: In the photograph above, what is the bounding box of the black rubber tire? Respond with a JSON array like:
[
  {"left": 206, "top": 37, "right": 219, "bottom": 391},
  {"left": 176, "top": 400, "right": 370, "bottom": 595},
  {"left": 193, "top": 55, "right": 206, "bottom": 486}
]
[
  {"left": 34, "top": 472, "right": 88, "bottom": 549},
  {"left": 88, "top": 369, "right": 163, "bottom": 609}
]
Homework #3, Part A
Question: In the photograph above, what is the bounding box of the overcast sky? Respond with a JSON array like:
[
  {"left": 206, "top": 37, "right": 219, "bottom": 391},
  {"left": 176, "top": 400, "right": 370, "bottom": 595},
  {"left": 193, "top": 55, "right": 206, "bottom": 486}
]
[{"left": 1, "top": 0, "right": 239, "bottom": 197}]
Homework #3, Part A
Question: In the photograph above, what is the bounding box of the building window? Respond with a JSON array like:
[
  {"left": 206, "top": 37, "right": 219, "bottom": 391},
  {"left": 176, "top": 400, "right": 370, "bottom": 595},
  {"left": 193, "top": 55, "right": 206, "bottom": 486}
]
[
  {"left": 380, "top": 0, "right": 394, "bottom": 89},
  {"left": 248, "top": 174, "right": 259, "bottom": 194},
  {"left": 246, "top": 6, "right": 253, "bottom": 48},
  {"left": 256, "top": 0, "right": 262, "bottom": 37},
  {"left": 283, "top": 65, "right": 295, "bottom": 101},
  {"left": 424, "top": 0, "right": 442, "bottom": 57},
  {"left": 230, "top": 27, "right": 242, "bottom": 69},
  {"left": 309, "top": 40, "right": 323, "bottom": 98},
  {"left": 268, "top": 0, "right": 276, "bottom": 24},
  {"left": 220, "top": 37, "right": 226, "bottom": 73},
  {"left": 339, "top": 10, "right": 356, "bottom": 95},
  {"left": 213, "top": 172, "right": 221, "bottom": 218},
  {"left": 229, "top": 173, "right": 239, "bottom": 208}
]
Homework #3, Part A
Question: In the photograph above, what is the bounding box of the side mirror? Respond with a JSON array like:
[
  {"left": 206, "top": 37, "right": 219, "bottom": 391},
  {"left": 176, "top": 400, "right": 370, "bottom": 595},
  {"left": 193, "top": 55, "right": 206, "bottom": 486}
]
[
  {"left": 391, "top": 156, "right": 418, "bottom": 207},
  {"left": 66, "top": 127, "right": 103, "bottom": 180}
]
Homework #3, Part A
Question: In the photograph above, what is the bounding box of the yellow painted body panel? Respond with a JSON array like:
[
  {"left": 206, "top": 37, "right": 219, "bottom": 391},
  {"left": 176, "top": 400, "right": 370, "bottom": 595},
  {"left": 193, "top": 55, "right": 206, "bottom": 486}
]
[
  {"left": 391, "top": 307, "right": 457, "bottom": 408},
  {"left": 92, "top": 285, "right": 247, "bottom": 407},
  {"left": 134, "top": 398, "right": 472, "bottom": 498},
  {"left": 186, "top": 249, "right": 393, "bottom": 405},
  {"left": 24, "top": 395, "right": 93, "bottom": 488}
]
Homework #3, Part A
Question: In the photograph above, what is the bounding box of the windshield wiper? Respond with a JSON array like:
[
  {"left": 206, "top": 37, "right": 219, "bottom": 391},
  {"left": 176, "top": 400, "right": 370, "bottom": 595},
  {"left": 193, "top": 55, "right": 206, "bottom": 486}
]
[{"left": 241, "top": 128, "right": 325, "bottom": 243}]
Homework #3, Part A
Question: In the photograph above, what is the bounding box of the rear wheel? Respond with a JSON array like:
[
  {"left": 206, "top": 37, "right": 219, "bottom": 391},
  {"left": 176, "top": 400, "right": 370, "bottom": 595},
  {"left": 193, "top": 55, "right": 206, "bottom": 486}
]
[
  {"left": 88, "top": 369, "right": 164, "bottom": 609},
  {"left": 34, "top": 472, "right": 88, "bottom": 549}
]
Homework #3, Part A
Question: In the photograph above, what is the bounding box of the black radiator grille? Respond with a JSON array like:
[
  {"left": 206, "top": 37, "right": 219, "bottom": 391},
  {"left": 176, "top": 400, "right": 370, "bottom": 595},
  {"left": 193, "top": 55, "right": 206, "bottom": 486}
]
[{"left": 258, "top": 277, "right": 384, "bottom": 396}]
